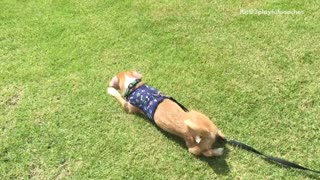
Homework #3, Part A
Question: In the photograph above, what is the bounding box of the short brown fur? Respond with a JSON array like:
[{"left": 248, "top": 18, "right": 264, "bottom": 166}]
[{"left": 107, "top": 71, "right": 225, "bottom": 157}]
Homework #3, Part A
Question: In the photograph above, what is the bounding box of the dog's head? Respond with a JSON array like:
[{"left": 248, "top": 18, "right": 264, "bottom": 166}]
[
  {"left": 109, "top": 71, "right": 142, "bottom": 96},
  {"left": 184, "top": 111, "right": 225, "bottom": 154}
]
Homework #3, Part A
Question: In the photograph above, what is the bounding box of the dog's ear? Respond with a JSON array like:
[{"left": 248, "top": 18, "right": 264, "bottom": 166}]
[
  {"left": 132, "top": 71, "right": 142, "bottom": 79},
  {"left": 109, "top": 76, "right": 120, "bottom": 89}
]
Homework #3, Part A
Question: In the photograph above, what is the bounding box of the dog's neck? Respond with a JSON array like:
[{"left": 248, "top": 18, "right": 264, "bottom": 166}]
[
  {"left": 123, "top": 76, "right": 143, "bottom": 98},
  {"left": 123, "top": 75, "right": 137, "bottom": 91}
]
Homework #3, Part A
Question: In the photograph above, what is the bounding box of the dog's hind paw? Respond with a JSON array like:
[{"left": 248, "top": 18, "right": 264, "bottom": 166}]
[
  {"left": 213, "top": 148, "right": 224, "bottom": 156},
  {"left": 107, "top": 87, "right": 119, "bottom": 97}
]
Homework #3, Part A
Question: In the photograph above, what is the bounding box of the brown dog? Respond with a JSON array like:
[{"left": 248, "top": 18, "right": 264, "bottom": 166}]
[{"left": 107, "top": 71, "right": 225, "bottom": 157}]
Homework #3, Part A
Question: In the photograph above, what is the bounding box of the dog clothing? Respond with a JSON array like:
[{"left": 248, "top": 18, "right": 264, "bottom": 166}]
[{"left": 127, "top": 84, "right": 166, "bottom": 122}]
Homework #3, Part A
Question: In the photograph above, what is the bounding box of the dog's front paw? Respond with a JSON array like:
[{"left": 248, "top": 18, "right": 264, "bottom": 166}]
[{"left": 107, "top": 87, "right": 120, "bottom": 97}]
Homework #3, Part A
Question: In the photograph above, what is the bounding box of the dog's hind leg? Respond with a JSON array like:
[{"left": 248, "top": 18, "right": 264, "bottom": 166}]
[{"left": 202, "top": 148, "right": 224, "bottom": 157}]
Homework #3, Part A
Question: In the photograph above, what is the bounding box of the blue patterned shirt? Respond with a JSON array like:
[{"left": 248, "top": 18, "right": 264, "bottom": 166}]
[{"left": 127, "top": 84, "right": 166, "bottom": 122}]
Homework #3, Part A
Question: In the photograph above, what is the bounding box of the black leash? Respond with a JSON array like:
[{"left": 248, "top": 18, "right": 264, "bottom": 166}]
[
  {"left": 226, "top": 138, "right": 320, "bottom": 174},
  {"left": 167, "top": 97, "right": 190, "bottom": 112}
]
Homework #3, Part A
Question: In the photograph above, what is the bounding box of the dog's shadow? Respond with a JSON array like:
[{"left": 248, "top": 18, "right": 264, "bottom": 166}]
[{"left": 154, "top": 124, "right": 230, "bottom": 175}]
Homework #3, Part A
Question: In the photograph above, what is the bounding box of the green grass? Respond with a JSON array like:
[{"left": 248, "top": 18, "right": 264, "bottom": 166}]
[{"left": 1, "top": 0, "right": 319, "bottom": 179}]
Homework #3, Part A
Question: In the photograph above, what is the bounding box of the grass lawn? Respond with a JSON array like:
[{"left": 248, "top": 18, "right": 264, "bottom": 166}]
[{"left": 1, "top": 0, "right": 319, "bottom": 179}]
